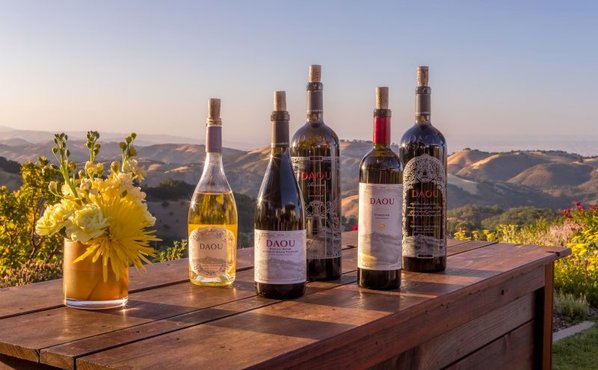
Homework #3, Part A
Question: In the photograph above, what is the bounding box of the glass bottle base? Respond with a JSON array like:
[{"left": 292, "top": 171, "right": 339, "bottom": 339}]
[
  {"left": 65, "top": 297, "right": 128, "bottom": 310},
  {"left": 255, "top": 282, "right": 305, "bottom": 299},
  {"left": 307, "top": 257, "right": 342, "bottom": 281},
  {"left": 190, "top": 278, "right": 234, "bottom": 287}
]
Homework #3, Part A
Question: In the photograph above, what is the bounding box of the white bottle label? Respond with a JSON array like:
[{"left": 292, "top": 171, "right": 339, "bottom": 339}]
[
  {"left": 189, "top": 227, "right": 235, "bottom": 278},
  {"left": 254, "top": 229, "right": 307, "bottom": 284},
  {"left": 358, "top": 183, "right": 403, "bottom": 270}
]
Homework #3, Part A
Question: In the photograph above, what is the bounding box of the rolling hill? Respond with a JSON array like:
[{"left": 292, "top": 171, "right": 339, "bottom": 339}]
[{"left": 1, "top": 138, "right": 596, "bottom": 229}]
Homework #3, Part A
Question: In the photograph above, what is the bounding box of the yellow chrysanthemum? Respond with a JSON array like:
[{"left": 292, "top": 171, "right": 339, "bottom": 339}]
[{"left": 75, "top": 185, "right": 158, "bottom": 281}]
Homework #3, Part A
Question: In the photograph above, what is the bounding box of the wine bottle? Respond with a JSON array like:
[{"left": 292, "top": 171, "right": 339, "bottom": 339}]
[
  {"left": 290, "top": 64, "right": 342, "bottom": 281},
  {"left": 254, "top": 91, "right": 307, "bottom": 299},
  {"left": 188, "top": 98, "right": 238, "bottom": 286},
  {"left": 358, "top": 87, "right": 403, "bottom": 290},
  {"left": 400, "top": 66, "right": 447, "bottom": 272}
]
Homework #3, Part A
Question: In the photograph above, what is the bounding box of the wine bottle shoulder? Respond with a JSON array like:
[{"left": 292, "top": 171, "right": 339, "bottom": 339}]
[
  {"left": 399, "top": 123, "right": 446, "bottom": 149},
  {"left": 359, "top": 147, "right": 401, "bottom": 168},
  {"left": 359, "top": 147, "right": 402, "bottom": 184},
  {"left": 256, "top": 154, "right": 303, "bottom": 207},
  {"left": 290, "top": 122, "right": 340, "bottom": 156}
]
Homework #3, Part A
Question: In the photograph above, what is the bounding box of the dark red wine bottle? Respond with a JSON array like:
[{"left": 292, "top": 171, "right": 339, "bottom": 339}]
[
  {"left": 358, "top": 87, "right": 402, "bottom": 290},
  {"left": 400, "top": 66, "right": 447, "bottom": 272},
  {"left": 290, "top": 65, "right": 342, "bottom": 281},
  {"left": 254, "top": 91, "right": 306, "bottom": 299}
]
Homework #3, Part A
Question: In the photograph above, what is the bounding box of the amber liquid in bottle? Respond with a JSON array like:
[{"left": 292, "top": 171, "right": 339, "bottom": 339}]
[
  {"left": 290, "top": 65, "right": 342, "bottom": 281},
  {"left": 400, "top": 66, "right": 447, "bottom": 272}
]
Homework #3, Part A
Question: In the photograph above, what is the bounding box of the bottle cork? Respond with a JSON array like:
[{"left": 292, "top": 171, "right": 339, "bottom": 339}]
[
  {"left": 207, "top": 98, "right": 222, "bottom": 124},
  {"left": 376, "top": 87, "right": 389, "bottom": 109},
  {"left": 309, "top": 65, "right": 321, "bottom": 83},
  {"left": 274, "top": 91, "right": 286, "bottom": 111},
  {"left": 417, "top": 66, "right": 429, "bottom": 87}
]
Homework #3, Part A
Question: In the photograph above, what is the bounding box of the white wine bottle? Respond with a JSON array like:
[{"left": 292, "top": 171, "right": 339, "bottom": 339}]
[
  {"left": 188, "top": 98, "right": 238, "bottom": 286},
  {"left": 254, "top": 91, "right": 307, "bottom": 299}
]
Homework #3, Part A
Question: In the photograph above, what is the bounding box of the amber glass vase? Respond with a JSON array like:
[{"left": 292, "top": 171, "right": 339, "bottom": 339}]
[{"left": 63, "top": 240, "right": 128, "bottom": 309}]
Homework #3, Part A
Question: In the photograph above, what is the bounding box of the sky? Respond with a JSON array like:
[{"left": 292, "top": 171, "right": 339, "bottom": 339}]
[{"left": 1, "top": 0, "right": 597, "bottom": 153}]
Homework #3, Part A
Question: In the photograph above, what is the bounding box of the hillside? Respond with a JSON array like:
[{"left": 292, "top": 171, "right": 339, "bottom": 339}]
[{"left": 1, "top": 138, "right": 596, "bottom": 226}]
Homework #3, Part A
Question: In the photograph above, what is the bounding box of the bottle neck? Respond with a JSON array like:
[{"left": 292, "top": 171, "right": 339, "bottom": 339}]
[
  {"left": 205, "top": 124, "right": 222, "bottom": 153},
  {"left": 373, "top": 110, "right": 391, "bottom": 147},
  {"left": 415, "top": 86, "right": 431, "bottom": 125},
  {"left": 306, "top": 82, "right": 324, "bottom": 123},
  {"left": 204, "top": 152, "right": 223, "bottom": 167},
  {"left": 197, "top": 123, "right": 227, "bottom": 191},
  {"left": 271, "top": 111, "right": 290, "bottom": 152}
]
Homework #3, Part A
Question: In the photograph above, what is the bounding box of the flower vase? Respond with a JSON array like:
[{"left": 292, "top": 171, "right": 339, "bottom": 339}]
[{"left": 63, "top": 239, "right": 128, "bottom": 309}]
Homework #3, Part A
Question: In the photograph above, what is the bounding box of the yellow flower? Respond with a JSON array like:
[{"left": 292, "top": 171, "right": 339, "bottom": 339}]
[
  {"left": 66, "top": 204, "right": 109, "bottom": 242},
  {"left": 75, "top": 191, "right": 158, "bottom": 280},
  {"left": 36, "top": 202, "right": 72, "bottom": 236}
]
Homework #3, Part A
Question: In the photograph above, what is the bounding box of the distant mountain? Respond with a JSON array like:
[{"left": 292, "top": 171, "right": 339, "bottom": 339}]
[
  {"left": 1, "top": 137, "right": 596, "bottom": 222},
  {"left": 0, "top": 125, "right": 197, "bottom": 146}
]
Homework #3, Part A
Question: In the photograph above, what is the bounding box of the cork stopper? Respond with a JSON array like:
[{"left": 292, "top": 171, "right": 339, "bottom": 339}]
[
  {"left": 207, "top": 98, "right": 222, "bottom": 124},
  {"left": 308, "top": 65, "right": 321, "bottom": 82},
  {"left": 375, "top": 87, "right": 389, "bottom": 109},
  {"left": 417, "top": 66, "right": 429, "bottom": 87},
  {"left": 273, "top": 91, "right": 286, "bottom": 111}
]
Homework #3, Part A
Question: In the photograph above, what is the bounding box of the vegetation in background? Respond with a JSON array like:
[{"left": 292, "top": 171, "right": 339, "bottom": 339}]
[
  {"left": 0, "top": 156, "right": 21, "bottom": 174},
  {"left": 145, "top": 179, "right": 195, "bottom": 201},
  {"left": 146, "top": 179, "right": 256, "bottom": 247},
  {"left": 553, "top": 320, "right": 598, "bottom": 370},
  {"left": 481, "top": 206, "right": 560, "bottom": 230},
  {"left": 455, "top": 201, "right": 598, "bottom": 307},
  {"left": 554, "top": 291, "right": 590, "bottom": 323},
  {"left": 448, "top": 204, "right": 559, "bottom": 235},
  {"left": 154, "top": 240, "right": 188, "bottom": 262},
  {"left": 0, "top": 157, "right": 63, "bottom": 274}
]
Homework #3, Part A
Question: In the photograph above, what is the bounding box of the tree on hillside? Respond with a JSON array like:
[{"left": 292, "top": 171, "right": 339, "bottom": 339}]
[
  {"left": 481, "top": 206, "right": 560, "bottom": 230},
  {"left": 447, "top": 204, "right": 503, "bottom": 233},
  {"left": 0, "top": 156, "right": 21, "bottom": 174}
]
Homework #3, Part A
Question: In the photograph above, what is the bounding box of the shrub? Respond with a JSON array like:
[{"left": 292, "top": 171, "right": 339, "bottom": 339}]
[
  {"left": 0, "top": 260, "right": 62, "bottom": 288},
  {"left": 457, "top": 201, "right": 598, "bottom": 307},
  {"left": 554, "top": 291, "right": 589, "bottom": 323},
  {"left": 154, "top": 240, "right": 187, "bottom": 262}
]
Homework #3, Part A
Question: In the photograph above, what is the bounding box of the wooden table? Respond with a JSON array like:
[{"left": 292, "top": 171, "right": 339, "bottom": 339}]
[{"left": 0, "top": 233, "right": 569, "bottom": 370}]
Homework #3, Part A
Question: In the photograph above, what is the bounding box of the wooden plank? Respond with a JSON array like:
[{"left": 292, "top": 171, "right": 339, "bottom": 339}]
[
  {"left": 536, "top": 265, "right": 554, "bottom": 370},
  {"left": 0, "top": 238, "right": 363, "bottom": 321},
  {"left": 0, "top": 248, "right": 251, "bottom": 321},
  {"left": 445, "top": 321, "right": 535, "bottom": 370},
  {"left": 447, "top": 240, "right": 497, "bottom": 256},
  {"left": 373, "top": 293, "right": 535, "bottom": 369},
  {"left": 341, "top": 230, "right": 468, "bottom": 250},
  {"left": 43, "top": 273, "right": 359, "bottom": 369},
  {"left": 532, "top": 245, "right": 571, "bottom": 258},
  {"left": 76, "top": 244, "right": 554, "bottom": 370},
  {"left": 0, "top": 353, "right": 56, "bottom": 370},
  {"left": 0, "top": 248, "right": 356, "bottom": 368},
  {"left": 0, "top": 267, "right": 255, "bottom": 364}
]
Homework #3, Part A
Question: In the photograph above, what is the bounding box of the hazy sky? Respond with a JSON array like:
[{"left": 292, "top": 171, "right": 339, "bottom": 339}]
[{"left": 1, "top": 1, "right": 597, "bottom": 152}]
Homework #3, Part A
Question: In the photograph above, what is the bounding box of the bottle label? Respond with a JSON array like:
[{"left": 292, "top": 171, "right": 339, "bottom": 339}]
[
  {"left": 291, "top": 156, "right": 341, "bottom": 260},
  {"left": 402, "top": 154, "right": 446, "bottom": 258},
  {"left": 189, "top": 227, "right": 235, "bottom": 278},
  {"left": 254, "top": 229, "right": 307, "bottom": 284},
  {"left": 358, "top": 183, "right": 403, "bottom": 270}
]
